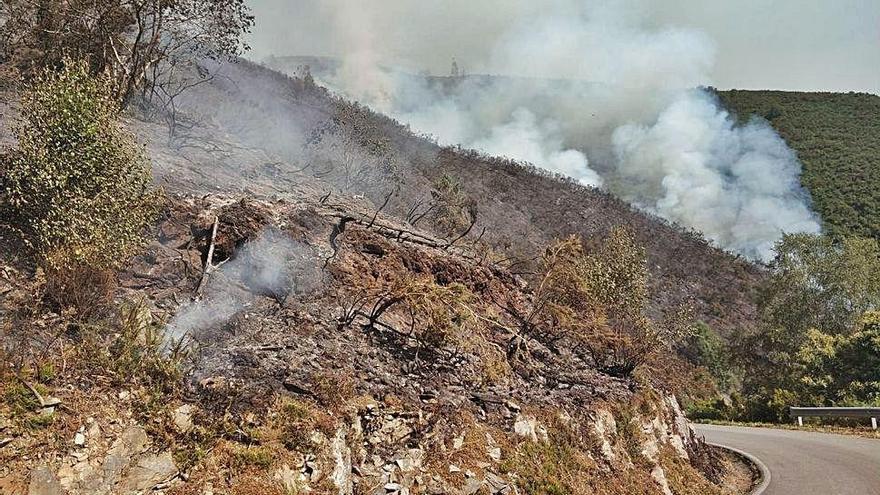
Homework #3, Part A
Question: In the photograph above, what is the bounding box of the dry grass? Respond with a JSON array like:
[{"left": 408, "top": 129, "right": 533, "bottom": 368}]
[
  {"left": 416, "top": 409, "right": 515, "bottom": 490},
  {"left": 42, "top": 264, "right": 116, "bottom": 319},
  {"left": 500, "top": 411, "right": 661, "bottom": 495},
  {"left": 659, "top": 446, "right": 723, "bottom": 495},
  {"left": 309, "top": 370, "right": 356, "bottom": 409}
]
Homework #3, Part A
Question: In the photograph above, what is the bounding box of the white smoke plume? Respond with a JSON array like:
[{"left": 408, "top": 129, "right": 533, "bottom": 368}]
[
  {"left": 262, "top": 0, "right": 822, "bottom": 261},
  {"left": 165, "top": 229, "right": 325, "bottom": 344},
  {"left": 611, "top": 90, "right": 821, "bottom": 259},
  {"left": 472, "top": 108, "right": 601, "bottom": 187}
]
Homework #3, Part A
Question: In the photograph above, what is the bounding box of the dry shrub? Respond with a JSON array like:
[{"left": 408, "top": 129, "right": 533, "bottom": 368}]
[
  {"left": 421, "top": 410, "right": 513, "bottom": 485},
  {"left": 228, "top": 477, "right": 289, "bottom": 495},
  {"left": 531, "top": 228, "right": 694, "bottom": 377},
  {"left": 43, "top": 264, "right": 116, "bottom": 318},
  {"left": 501, "top": 411, "right": 658, "bottom": 495},
  {"left": 658, "top": 445, "right": 723, "bottom": 495},
  {"left": 78, "top": 300, "right": 187, "bottom": 394},
  {"left": 431, "top": 174, "right": 477, "bottom": 236},
  {"left": 309, "top": 369, "right": 355, "bottom": 409},
  {"left": 342, "top": 270, "right": 480, "bottom": 353},
  {"left": 268, "top": 399, "right": 337, "bottom": 453},
  {"left": 467, "top": 334, "right": 512, "bottom": 385}
]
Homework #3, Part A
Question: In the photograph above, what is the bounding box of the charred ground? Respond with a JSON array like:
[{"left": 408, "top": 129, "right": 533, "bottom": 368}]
[{"left": 143, "top": 59, "right": 764, "bottom": 339}]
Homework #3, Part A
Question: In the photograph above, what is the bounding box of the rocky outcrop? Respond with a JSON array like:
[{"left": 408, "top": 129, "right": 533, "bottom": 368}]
[
  {"left": 271, "top": 392, "right": 708, "bottom": 495},
  {"left": 27, "top": 425, "right": 176, "bottom": 495}
]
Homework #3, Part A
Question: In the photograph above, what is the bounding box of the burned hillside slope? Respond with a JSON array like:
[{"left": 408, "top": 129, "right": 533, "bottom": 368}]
[
  {"left": 138, "top": 59, "right": 763, "bottom": 339},
  {"left": 0, "top": 194, "right": 743, "bottom": 494}
]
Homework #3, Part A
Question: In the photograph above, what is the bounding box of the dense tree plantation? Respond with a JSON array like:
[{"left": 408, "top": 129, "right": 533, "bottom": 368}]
[{"left": 718, "top": 90, "right": 880, "bottom": 241}]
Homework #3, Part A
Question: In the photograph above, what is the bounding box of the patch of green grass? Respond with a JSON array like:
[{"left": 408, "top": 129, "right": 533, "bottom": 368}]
[
  {"left": 2, "top": 380, "right": 55, "bottom": 430},
  {"left": 3, "top": 382, "right": 43, "bottom": 415},
  {"left": 232, "top": 446, "right": 276, "bottom": 470},
  {"left": 25, "top": 410, "right": 55, "bottom": 429},
  {"left": 36, "top": 361, "right": 55, "bottom": 384}
]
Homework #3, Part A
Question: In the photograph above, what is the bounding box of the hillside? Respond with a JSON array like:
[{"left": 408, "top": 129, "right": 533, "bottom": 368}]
[
  {"left": 3, "top": 190, "right": 735, "bottom": 494},
  {"left": 0, "top": 59, "right": 761, "bottom": 493},
  {"left": 718, "top": 90, "right": 880, "bottom": 240},
  {"left": 155, "top": 59, "right": 763, "bottom": 339}
]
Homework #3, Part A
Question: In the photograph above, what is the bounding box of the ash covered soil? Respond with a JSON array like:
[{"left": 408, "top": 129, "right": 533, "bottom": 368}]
[{"left": 132, "top": 195, "right": 632, "bottom": 410}]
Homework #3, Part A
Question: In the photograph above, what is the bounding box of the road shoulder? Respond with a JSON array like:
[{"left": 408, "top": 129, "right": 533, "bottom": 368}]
[{"left": 709, "top": 443, "right": 770, "bottom": 494}]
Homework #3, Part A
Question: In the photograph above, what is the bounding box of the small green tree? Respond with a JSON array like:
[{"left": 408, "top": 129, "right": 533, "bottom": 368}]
[
  {"left": 531, "top": 228, "right": 691, "bottom": 377},
  {"left": 2, "top": 60, "right": 159, "bottom": 272},
  {"left": 684, "top": 322, "right": 733, "bottom": 390},
  {"left": 760, "top": 233, "right": 880, "bottom": 342}
]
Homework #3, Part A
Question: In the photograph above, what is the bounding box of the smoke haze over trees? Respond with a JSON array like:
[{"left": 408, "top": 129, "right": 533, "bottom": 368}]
[{"left": 259, "top": 1, "right": 825, "bottom": 261}]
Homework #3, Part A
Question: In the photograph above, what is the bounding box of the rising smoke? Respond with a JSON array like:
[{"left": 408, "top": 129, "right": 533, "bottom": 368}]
[
  {"left": 165, "top": 229, "right": 325, "bottom": 345},
  {"left": 264, "top": 0, "right": 822, "bottom": 261}
]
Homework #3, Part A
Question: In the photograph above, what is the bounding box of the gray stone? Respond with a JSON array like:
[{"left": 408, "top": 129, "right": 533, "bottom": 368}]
[
  {"left": 28, "top": 466, "right": 62, "bottom": 495},
  {"left": 172, "top": 405, "right": 194, "bottom": 432},
  {"left": 331, "top": 428, "right": 352, "bottom": 495},
  {"left": 452, "top": 436, "right": 464, "bottom": 450},
  {"left": 394, "top": 449, "right": 424, "bottom": 473},
  {"left": 462, "top": 476, "right": 483, "bottom": 495},
  {"left": 485, "top": 473, "right": 510, "bottom": 495},
  {"left": 103, "top": 426, "right": 149, "bottom": 486},
  {"left": 116, "top": 452, "right": 176, "bottom": 493},
  {"left": 274, "top": 464, "right": 299, "bottom": 494},
  {"left": 487, "top": 446, "right": 502, "bottom": 462},
  {"left": 513, "top": 415, "right": 539, "bottom": 442}
]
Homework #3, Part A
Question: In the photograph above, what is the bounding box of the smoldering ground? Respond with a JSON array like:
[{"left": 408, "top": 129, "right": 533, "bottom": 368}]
[{"left": 165, "top": 229, "right": 325, "bottom": 345}]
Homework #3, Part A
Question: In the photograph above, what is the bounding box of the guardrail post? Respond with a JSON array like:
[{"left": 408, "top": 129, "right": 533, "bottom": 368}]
[
  {"left": 872, "top": 417, "right": 877, "bottom": 430},
  {"left": 797, "top": 416, "right": 803, "bottom": 426}
]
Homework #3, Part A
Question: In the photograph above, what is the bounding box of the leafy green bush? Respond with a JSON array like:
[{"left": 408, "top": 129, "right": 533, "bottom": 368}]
[
  {"left": 2, "top": 60, "right": 159, "bottom": 271},
  {"left": 684, "top": 322, "right": 732, "bottom": 390},
  {"left": 736, "top": 234, "right": 880, "bottom": 420},
  {"left": 686, "top": 398, "right": 736, "bottom": 421}
]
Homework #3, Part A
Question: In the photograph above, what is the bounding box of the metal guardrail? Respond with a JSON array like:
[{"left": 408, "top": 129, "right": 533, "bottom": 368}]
[{"left": 790, "top": 407, "right": 880, "bottom": 429}]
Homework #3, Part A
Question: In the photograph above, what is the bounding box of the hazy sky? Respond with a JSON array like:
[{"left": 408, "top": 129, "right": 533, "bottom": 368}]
[{"left": 246, "top": 0, "right": 880, "bottom": 94}]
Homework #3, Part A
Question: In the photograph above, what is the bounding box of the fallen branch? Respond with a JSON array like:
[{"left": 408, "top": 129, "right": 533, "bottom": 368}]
[
  {"left": 367, "top": 188, "right": 396, "bottom": 229},
  {"left": 444, "top": 210, "right": 478, "bottom": 249},
  {"left": 15, "top": 373, "right": 61, "bottom": 408},
  {"left": 324, "top": 215, "right": 356, "bottom": 267},
  {"left": 193, "top": 216, "right": 219, "bottom": 299},
  {"left": 15, "top": 374, "right": 46, "bottom": 406}
]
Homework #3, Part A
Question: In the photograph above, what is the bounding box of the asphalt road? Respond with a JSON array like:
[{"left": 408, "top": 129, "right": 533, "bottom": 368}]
[{"left": 694, "top": 424, "right": 880, "bottom": 495}]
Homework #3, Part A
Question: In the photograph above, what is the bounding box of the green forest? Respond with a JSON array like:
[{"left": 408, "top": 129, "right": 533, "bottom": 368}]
[{"left": 718, "top": 90, "right": 880, "bottom": 241}]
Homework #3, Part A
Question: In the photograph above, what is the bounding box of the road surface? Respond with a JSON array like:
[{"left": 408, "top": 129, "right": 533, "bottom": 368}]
[{"left": 694, "top": 424, "right": 880, "bottom": 495}]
